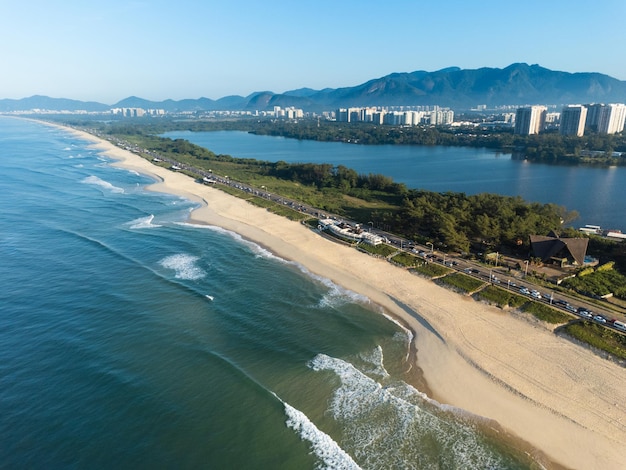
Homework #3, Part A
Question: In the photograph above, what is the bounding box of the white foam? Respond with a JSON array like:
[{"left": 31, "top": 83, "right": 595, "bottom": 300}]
[
  {"left": 81, "top": 175, "right": 124, "bottom": 194},
  {"left": 316, "top": 280, "right": 370, "bottom": 309},
  {"left": 176, "top": 222, "right": 371, "bottom": 309},
  {"left": 358, "top": 346, "right": 389, "bottom": 379},
  {"left": 283, "top": 402, "right": 361, "bottom": 470},
  {"left": 129, "top": 215, "right": 162, "bottom": 229},
  {"left": 309, "top": 352, "right": 512, "bottom": 468},
  {"left": 176, "top": 222, "right": 291, "bottom": 265},
  {"left": 392, "top": 329, "right": 414, "bottom": 363},
  {"left": 159, "top": 253, "right": 206, "bottom": 280}
]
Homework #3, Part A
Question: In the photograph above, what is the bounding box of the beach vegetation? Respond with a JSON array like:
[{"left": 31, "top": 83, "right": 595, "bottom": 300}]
[
  {"left": 476, "top": 285, "right": 527, "bottom": 308},
  {"left": 521, "top": 302, "right": 571, "bottom": 324},
  {"left": 411, "top": 263, "right": 451, "bottom": 278},
  {"left": 562, "top": 321, "right": 626, "bottom": 361},
  {"left": 437, "top": 272, "right": 485, "bottom": 293},
  {"left": 357, "top": 242, "right": 396, "bottom": 257},
  {"left": 390, "top": 252, "right": 420, "bottom": 267}
]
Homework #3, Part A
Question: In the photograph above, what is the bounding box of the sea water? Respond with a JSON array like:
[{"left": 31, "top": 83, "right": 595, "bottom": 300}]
[{"left": 0, "top": 118, "right": 537, "bottom": 468}]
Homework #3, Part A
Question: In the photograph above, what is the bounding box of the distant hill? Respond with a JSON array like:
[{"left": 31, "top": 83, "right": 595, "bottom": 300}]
[
  {"left": 3, "top": 64, "right": 626, "bottom": 113},
  {"left": 0, "top": 95, "right": 109, "bottom": 112}
]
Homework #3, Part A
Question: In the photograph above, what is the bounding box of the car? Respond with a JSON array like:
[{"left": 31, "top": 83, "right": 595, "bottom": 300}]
[
  {"left": 593, "top": 315, "right": 607, "bottom": 323},
  {"left": 555, "top": 299, "right": 568, "bottom": 306},
  {"left": 566, "top": 305, "right": 577, "bottom": 313},
  {"left": 520, "top": 287, "right": 530, "bottom": 295}
]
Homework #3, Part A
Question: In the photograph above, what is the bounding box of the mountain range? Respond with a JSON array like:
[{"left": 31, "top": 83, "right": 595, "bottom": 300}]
[{"left": 3, "top": 63, "right": 626, "bottom": 113}]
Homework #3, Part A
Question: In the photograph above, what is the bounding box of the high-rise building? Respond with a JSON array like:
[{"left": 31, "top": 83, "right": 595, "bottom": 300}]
[
  {"left": 560, "top": 105, "right": 587, "bottom": 136},
  {"left": 598, "top": 104, "right": 626, "bottom": 134},
  {"left": 514, "top": 106, "right": 547, "bottom": 135},
  {"left": 585, "top": 103, "right": 626, "bottom": 134}
]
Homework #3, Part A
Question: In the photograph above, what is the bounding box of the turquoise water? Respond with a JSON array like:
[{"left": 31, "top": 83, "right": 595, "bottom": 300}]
[
  {"left": 163, "top": 130, "right": 626, "bottom": 232},
  {"left": 0, "top": 118, "right": 535, "bottom": 468}
]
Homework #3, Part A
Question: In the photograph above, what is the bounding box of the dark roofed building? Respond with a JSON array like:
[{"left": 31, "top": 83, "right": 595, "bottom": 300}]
[{"left": 529, "top": 231, "right": 589, "bottom": 267}]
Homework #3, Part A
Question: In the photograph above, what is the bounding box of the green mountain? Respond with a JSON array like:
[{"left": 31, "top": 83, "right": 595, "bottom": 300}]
[{"left": 2, "top": 64, "right": 625, "bottom": 112}]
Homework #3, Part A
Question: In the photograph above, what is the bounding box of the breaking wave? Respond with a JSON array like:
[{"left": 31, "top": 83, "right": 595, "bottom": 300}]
[
  {"left": 159, "top": 253, "right": 206, "bottom": 280},
  {"left": 81, "top": 175, "right": 124, "bottom": 194},
  {"left": 129, "top": 214, "right": 162, "bottom": 229},
  {"left": 283, "top": 401, "right": 361, "bottom": 470},
  {"left": 309, "top": 352, "right": 516, "bottom": 469}
]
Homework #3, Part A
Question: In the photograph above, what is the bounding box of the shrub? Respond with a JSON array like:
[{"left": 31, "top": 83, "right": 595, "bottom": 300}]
[
  {"left": 521, "top": 302, "right": 571, "bottom": 324},
  {"left": 437, "top": 272, "right": 485, "bottom": 293},
  {"left": 562, "top": 322, "right": 626, "bottom": 360}
]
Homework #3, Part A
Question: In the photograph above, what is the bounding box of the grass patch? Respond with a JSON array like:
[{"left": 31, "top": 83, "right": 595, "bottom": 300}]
[
  {"left": 390, "top": 252, "right": 420, "bottom": 267},
  {"left": 358, "top": 242, "right": 396, "bottom": 257},
  {"left": 476, "top": 285, "right": 527, "bottom": 308},
  {"left": 562, "top": 322, "right": 626, "bottom": 360},
  {"left": 411, "top": 263, "right": 451, "bottom": 278},
  {"left": 266, "top": 205, "right": 311, "bottom": 221},
  {"left": 438, "top": 272, "right": 485, "bottom": 293},
  {"left": 521, "top": 302, "right": 572, "bottom": 324}
]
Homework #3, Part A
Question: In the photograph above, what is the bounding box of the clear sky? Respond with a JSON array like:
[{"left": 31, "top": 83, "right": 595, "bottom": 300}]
[{"left": 2, "top": 0, "right": 625, "bottom": 104}]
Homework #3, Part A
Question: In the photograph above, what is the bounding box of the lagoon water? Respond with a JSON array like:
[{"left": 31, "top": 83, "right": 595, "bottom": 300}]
[
  {"left": 163, "top": 130, "right": 626, "bottom": 232},
  {"left": 0, "top": 118, "right": 537, "bottom": 468}
]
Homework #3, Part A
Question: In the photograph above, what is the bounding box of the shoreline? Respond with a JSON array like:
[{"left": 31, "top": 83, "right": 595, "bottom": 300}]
[{"left": 46, "top": 121, "right": 626, "bottom": 469}]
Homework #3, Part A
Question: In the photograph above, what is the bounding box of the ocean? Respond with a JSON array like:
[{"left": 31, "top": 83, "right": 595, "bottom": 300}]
[{"left": 0, "top": 117, "right": 536, "bottom": 469}]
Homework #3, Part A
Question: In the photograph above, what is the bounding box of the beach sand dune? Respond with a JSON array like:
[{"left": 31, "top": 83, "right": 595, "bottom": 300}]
[{"left": 60, "top": 124, "right": 626, "bottom": 469}]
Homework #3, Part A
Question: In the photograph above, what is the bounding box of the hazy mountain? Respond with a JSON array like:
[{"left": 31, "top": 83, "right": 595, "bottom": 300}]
[
  {"left": 0, "top": 95, "right": 109, "bottom": 112},
  {"left": 3, "top": 64, "right": 626, "bottom": 113},
  {"left": 300, "top": 63, "right": 626, "bottom": 109}
]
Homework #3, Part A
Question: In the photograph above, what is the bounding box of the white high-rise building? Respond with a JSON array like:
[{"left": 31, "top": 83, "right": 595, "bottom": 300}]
[
  {"left": 560, "top": 105, "right": 587, "bottom": 136},
  {"left": 598, "top": 104, "right": 626, "bottom": 134},
  {"left": 514, "top": 106, "right": 547, "bottom": 135},
  {"left": 585, "top": 103, "right": 626, "bottom": 134}
]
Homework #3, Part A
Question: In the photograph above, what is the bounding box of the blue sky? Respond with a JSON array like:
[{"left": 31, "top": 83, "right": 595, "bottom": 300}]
[{"left": 1, "top": 0, "right": 625, "bottom": 103}]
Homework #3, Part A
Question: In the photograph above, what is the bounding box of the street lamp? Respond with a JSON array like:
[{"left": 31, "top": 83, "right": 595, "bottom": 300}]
[
  {"left": 426, "top": 242, "right": 434, "bottom": 253},
  {"left": 524, "top": 260, "right": 529, "bottom": 277}
]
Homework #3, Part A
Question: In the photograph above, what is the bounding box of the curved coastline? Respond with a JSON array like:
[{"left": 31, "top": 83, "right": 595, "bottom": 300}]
[{"left": 48, "top": 121, "right": 626, "bottom": 469}]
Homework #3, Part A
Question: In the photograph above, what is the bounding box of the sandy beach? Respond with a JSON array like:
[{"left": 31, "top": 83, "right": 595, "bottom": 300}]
[{"left": 58, "top": 124, "right": 626, "bottom": 469}]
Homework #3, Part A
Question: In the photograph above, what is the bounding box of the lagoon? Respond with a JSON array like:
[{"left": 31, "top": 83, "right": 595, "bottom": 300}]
[{"left": 163, "top": 130, "right": 626, "bottom": 232}]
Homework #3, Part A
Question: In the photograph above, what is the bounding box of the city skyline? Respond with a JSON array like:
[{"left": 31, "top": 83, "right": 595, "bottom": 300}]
[{"left": 2, "top": 0, "right": 625, "bottom": 103}]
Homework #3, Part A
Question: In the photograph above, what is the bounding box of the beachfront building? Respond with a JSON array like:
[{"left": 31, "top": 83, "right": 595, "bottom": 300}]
[
  {"left": 529, "top": 231, "right": 589, "bottom": 267},
  {"left": 560, "top": 105, "right": 587, "bottom": 136},
  {"left": 514, "top": 106, "right": 547, "bottom": 135},
  {"left": 318, "top": 218, "right": 383, "bottom": 245}
]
